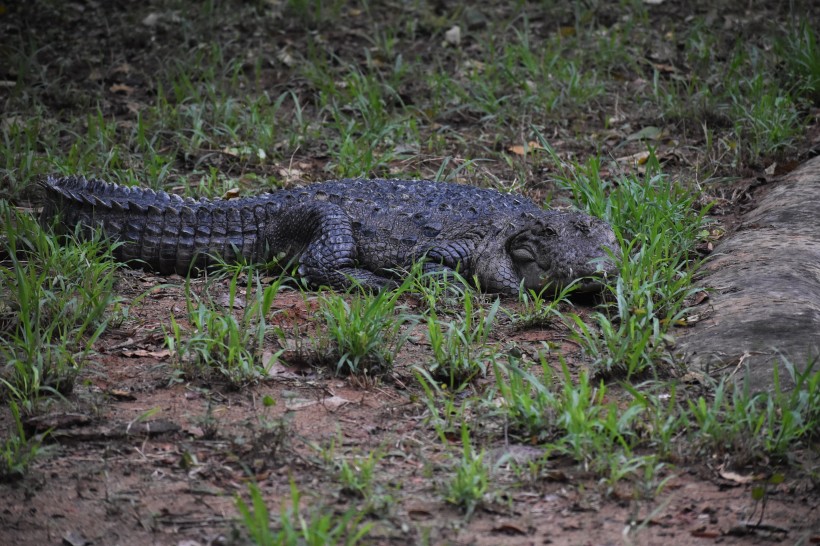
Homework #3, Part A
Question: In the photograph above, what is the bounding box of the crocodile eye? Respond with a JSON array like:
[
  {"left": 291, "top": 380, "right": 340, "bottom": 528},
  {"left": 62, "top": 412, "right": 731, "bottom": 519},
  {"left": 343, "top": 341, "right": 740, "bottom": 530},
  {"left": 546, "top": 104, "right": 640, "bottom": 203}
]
[{"left": 510, "top": 247, "right": 535, "bottom": 262}]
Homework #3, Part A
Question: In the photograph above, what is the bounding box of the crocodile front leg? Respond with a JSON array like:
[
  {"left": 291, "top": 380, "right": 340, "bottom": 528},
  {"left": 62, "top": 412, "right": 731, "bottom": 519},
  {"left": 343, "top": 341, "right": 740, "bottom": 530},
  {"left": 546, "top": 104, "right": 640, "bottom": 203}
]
[
  {"left": 422, "top": 235, "right": 520, "bottom": 294},
  {"left": 266, "top": 201, "right": 399, "bottom": 291}
]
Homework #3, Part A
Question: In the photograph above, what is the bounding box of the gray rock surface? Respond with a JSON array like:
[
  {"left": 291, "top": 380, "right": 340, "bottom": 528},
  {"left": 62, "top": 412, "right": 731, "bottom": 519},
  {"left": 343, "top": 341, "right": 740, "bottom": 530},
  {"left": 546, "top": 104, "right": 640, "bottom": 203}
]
[{"left": 676, "top": 156, "right": 820, "bottom": 389}]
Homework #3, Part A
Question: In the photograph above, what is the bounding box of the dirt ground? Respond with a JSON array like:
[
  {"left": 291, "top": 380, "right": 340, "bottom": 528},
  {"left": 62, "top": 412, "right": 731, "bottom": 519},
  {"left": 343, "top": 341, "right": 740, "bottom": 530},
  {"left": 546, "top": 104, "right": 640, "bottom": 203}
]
[
  {"left": 1, "top": 1, "right": 819, "bottom": 545},
  {"left": 2, "top": 271, "right": 818, "bottom": 546}
]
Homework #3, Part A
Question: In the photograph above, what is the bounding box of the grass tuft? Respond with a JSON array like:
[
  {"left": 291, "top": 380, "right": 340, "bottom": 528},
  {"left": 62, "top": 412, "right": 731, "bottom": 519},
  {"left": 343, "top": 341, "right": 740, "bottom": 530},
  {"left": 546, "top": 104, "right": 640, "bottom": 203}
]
[
  {"left": 166, "top": 270, "right": 285, "bottom": 387},
  {"left": 0, "top": 203, "right": 119, "bottom": 410},
  {"left": 317, "top": 281, "right": 416, "bottom": 376}
]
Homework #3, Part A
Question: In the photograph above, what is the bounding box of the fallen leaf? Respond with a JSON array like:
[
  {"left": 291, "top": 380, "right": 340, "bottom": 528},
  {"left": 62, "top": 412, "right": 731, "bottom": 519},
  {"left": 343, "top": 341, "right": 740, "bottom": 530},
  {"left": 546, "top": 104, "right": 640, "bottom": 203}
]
[
  {"left": 121, "top": 348, "right": 171, "bottom": 359},
  {"left": 616, "top": 150, "right": 651, "bottom": 166},
  {"left": 322, "top": 395, "right": 350, "bottom": 410},
  {"left": 286, "top": 398, "right": 317, "bottom": 410},
  {"left": 693, "top": 291, "right": 709, "bottom": 305},
  {"left": 111, "top": 63, "right": 132, "bottom": 75},
  {"left": 108, "top": 389, "right": 136, "bottom": 401},
  {"left": 222, "top": 187, "right": 241, "bottom": 199},
  {"left": 217, "top": 291, "right": 245, "bottom": 309},
  {"left": 109, "top": 83, "right": 134, "bottom": 95},
  {"left": 142, "top": 12, "right": 160, "bottom": 26},
  {"left": 691, "top": 529, "right": 720, "bottom": 538},
  {"left": 407, "top": 507, "right": 434, "bottom": 520},
  {"left": 278, "top": 167, "right": 304, "bottom": 183},
  {"left": 1, "top": 115, "right": 22, "bottom": 131},
  {"left": 651, "top": 62, "right": 678, "bottom": 73},
  {"left": 718, "top": 468, "right": 763, "bottom": 484},
  {"left": 680, "top": 313, "right": 700, "bottom": 325},
  {"left": 507, "top": 141, "right": 544, "bottom": 156},
  {"left": 626, "top": 126, "right": 662, "bottom": 141},
  {"left": 491, "top": 522, "right": 527, "bottom": 535},
  {"left": 262, "top": 360, "right": 301, "bottom": 379},
  {"left": 444, "top": 25, "right": 461, "bottom": 46}
]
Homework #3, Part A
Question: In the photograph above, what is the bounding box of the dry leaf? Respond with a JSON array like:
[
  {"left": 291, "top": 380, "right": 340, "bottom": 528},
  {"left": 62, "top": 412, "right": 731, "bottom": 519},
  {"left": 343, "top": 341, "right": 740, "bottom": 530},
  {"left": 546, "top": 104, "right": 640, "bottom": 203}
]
[
  {"left": 216, "top": 291, "right": 245, "bottom": 309},
  {"left": 1, "top": 115, "right": 22, "bottom": 131},
  {"left": 277, "top": 49, "right": 295, "bottom": 67},
  {"left": 262, "top": 359, "right": 301, "bottom": 379},
  {"left": 616, "top": 150, "right": 652, "bottom": 166},
  {"left": 108, "top": 389, "right": 136, "bottom": 401},
  {"left": 718, "top": 468, "right": 762, "bottom": 484},
  {"left": 111, "top": 63, "right": 132, "bottom": 75},
  {"left": 407, "top": 507, "right": 434, "bottom": 520},
  {"left": 121, "top": 349, "right": 171, "bottom": 359},
  {"left": 444, "top": 25, "right": 461, "bottom": 46},
  {"left": 491, "top": 523, "right": 527, "bottom": 535},
  {"left": 109, "top": 83, "right": 134, "bottom": 95},
  {"left": 651, "top": 62, "right": 678, "bottom": 73},
  {"left": 322, "top": 395, "right": 350, "bottom": 410},
  {"left": 142, "top": 12, "right": 160, "bottom": 27},
  {"left": 626, "top": 126, "right": 662, "bottom": 141},
  {"left": 278, "top": 167, "right": 304, "bottom": 182},
  {"left": 507, "top": 141, "right": 544, "bottom": 156},
  {"left": 285, "top": 398, "right": 317, "bottom": 410}
]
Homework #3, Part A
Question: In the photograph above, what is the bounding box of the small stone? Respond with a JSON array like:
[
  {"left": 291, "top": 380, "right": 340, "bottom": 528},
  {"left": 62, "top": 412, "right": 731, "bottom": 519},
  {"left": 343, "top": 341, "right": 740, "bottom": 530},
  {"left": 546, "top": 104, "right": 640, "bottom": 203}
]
[
  {"left": 444, "top": 25, "right": 461, "bottom": 46},
  {"left": 142, "top": 12, "right": 160, "bottom": 27}
]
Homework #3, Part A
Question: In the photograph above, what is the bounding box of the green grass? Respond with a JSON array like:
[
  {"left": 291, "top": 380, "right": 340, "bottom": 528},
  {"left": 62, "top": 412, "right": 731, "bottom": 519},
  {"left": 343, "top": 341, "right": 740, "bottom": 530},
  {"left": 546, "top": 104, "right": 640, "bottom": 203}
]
[
  {"left": 2, "top": 9, "right": 814, "bottom": 198},
  {"left": 0, "top": 203, "right": 120, "bottom": 410},
  {"left": 165, "top": 270, "right": 285, "bottom": 387},
  {"left": 688, "top": 358, "right": 819, "bottom": 465},
  {"left": 779, "top": 20, "right": 820, "bottom": 103},
  {"left": 444, "top": 425, "right": 489, "bottom": 519},
  {"left": 0, "top": 401, "right": 49, "bottom": 482},
  {"left": 424, "top": 289, "right": 501, "bottom": 389},
  {"left": 512, "top": 281, "right": 577, "bottom": 329},
  {"left": 236, "top": 479, "right": 373, "bottom": 546},
  {"left": 316, "top": 280, "right": 416, "bottom": 376},
  {"left": 336, "top": 449, "right": 385, "bottom": 503},
  {"left": 542, "top": 149, "right": 711, "bottom": 378}
]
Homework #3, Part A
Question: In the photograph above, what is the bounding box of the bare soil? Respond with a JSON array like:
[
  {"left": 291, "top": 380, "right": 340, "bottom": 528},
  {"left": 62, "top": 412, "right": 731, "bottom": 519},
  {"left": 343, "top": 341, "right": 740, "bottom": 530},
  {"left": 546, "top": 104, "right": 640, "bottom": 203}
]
[
  {"left": 3, "top": 271, "right": 818, "bottom": 545},
  {"left": 1, "top": 1, "right": 819, "bottom": 545}
]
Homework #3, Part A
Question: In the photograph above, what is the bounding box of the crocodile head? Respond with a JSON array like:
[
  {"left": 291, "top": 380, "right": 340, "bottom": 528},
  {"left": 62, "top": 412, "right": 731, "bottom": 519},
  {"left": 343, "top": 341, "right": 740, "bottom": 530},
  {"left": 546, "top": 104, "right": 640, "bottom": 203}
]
[{"left": 505, "top": 211, "right": 620, "bottom": 295}]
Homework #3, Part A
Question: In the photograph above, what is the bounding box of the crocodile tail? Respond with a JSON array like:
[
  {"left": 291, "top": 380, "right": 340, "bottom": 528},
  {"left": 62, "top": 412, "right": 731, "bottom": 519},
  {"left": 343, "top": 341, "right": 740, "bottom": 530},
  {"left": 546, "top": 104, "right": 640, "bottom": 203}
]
[{"left": 38, "top": 175, "right": 269, "bottom": 274}]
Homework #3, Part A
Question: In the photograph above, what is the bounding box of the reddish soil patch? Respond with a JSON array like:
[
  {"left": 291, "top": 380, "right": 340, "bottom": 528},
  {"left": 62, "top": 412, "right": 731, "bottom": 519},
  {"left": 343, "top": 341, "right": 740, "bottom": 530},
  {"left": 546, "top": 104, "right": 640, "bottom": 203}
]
[{"left": 1, "top": 273, "right": 818, "bottom": 545}]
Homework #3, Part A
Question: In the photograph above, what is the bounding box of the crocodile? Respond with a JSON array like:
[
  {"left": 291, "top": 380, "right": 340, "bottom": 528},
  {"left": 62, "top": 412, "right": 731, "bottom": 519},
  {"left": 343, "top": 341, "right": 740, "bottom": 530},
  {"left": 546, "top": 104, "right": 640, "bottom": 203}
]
[{"left": 38, "top": 175, "right": 619, "bottom": 295}]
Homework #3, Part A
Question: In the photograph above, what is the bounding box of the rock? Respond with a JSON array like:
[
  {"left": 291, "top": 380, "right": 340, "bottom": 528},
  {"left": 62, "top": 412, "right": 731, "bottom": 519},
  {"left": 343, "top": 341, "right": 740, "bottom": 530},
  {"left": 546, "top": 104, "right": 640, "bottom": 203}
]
[{"left": 676, "top": 156, "right": 820, "bottom": 390}]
